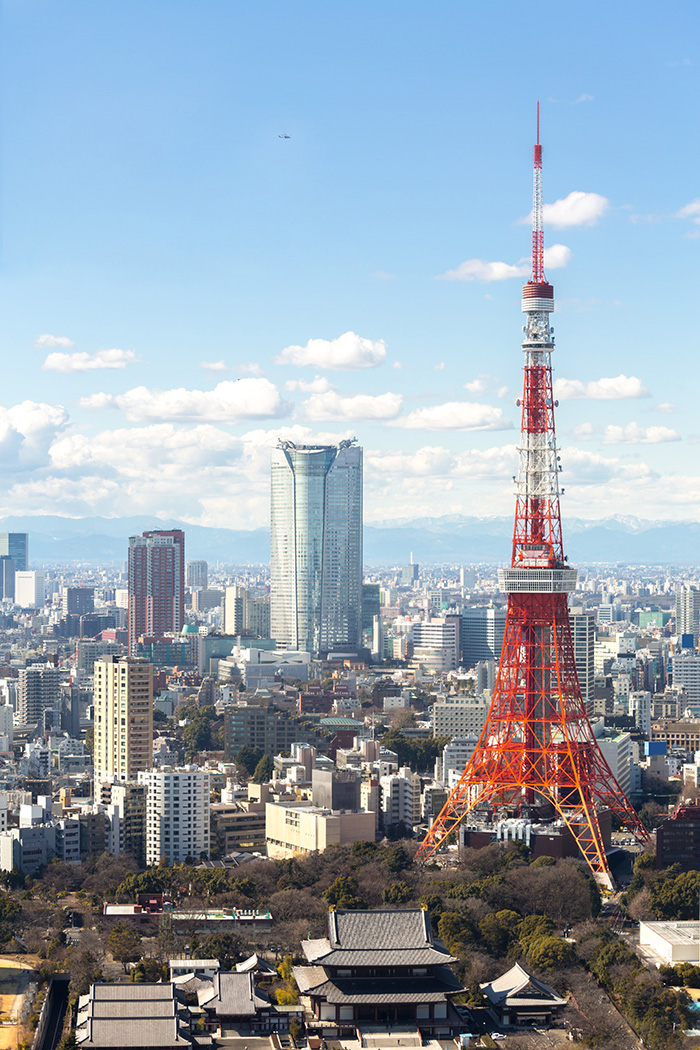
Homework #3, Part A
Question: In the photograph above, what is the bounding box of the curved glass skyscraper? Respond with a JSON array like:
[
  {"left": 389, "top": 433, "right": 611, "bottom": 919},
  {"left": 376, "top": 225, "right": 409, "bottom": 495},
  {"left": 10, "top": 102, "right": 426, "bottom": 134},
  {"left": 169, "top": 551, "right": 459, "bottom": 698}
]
[{"left": 270, "top": 440, "right": 362, "bottom": 656}]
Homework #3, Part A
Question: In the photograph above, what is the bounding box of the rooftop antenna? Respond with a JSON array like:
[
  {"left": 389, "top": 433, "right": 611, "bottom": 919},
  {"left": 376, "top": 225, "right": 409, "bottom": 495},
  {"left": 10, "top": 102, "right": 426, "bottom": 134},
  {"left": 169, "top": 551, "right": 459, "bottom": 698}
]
[{"left": 531, "top": 100, "right": 545, "bottom": 284}]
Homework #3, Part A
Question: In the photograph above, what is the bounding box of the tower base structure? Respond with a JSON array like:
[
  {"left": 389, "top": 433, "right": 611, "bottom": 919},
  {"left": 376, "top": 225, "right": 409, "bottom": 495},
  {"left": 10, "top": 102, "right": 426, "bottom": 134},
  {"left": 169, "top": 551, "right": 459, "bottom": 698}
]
[{"left": 417, "top": 593, "right": 653, "bottom": 891}]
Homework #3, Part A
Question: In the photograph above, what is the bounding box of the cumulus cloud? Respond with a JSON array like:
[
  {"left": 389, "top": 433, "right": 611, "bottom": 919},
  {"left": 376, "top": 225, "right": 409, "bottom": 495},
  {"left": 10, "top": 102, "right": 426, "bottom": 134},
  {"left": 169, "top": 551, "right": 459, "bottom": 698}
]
[
  {"left": 0, "top": 400, "right": 68, "bottom": 471},
  {"left": 520, "top": 191, "right": 609, "bottom": 228},
  {"left": 389, "top": 401, "right": 513, "bottom": 431},
  {"left": 654, "top": 402, "right": 675, "bottom": 414},
  {"left": 303, "top": 391, "right": 402, "bottom": 421},
  {"left": 283, "top": 376, "right": 333, "bottom": 393},
  {"left": 676, "top": 199, "right": 700, "bottom": 223},
  {"left": 437, "top": 243, "right": 571, "bottom": 282},
  {"left": 464, "top": 374, "right": 506, "bottom": 396},
  {"left": 276, "top": 331, "right": 386, "bottom": 370},
  {"left": 554, "top": 374, "right": 650, "bottom": 400},
  {"left": 200, "top": 360, "right": 228, "bottom": 372},
  {"left": 79, "top": 377, "right": 292, "bottom": 424},
  {"left": 603, "top": 423, "right": 680, "bottom": 445},
  {"left": 42, "top": 348, "right": 138, "bottom": 373},
  {"left": 34, "top": 334, "right": 75, "bottom": 349},
  {"left": 572, "top": 423, "right": 595, "bottom": 440},
  {"left": 238, "top": 362, "right": 265, "bottom": 376}
]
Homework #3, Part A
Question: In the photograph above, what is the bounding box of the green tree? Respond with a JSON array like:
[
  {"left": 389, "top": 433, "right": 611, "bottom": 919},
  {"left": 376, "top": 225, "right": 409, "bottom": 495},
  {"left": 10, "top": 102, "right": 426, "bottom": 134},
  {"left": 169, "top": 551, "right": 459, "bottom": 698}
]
[
  {"left": 478, "top": 910, "right": 520, "bottom": 955},
  {"left": 323, "top": 875, "right": 366, "bottom": 910},
  {"left": 382, "top": 881, "right": 413, "bottom": 905},
  {"left": 235, "top": 745, "right": 263, "bottom": 775},
  {"left": 650, "top": 869, "right": 700, "bottom": 921},
  {"left": 437, "top": 912, "right": 476, "bottom": 956},
  {"left": 107, "top": 922, "right": 142, "bottom": 972},
  {"left": 526, "top": 935, "right": 575, "bottom": 971},
  {"left": 252, "top": 754, "right": 274, "bottom": 784}
]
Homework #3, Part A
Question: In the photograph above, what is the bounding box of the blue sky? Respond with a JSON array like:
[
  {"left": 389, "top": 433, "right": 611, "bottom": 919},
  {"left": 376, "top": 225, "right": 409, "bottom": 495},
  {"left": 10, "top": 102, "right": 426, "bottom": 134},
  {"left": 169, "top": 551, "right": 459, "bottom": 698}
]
[{"left": 0, "top": 0, "right": 698, "bottom": 528}]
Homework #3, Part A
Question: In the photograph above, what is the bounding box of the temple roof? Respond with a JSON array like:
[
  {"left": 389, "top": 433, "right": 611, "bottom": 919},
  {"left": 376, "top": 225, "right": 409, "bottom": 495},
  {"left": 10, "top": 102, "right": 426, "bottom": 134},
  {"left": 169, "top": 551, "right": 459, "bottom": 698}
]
[
  {"left": 480, "top": 963, "right": 566, "bottom": 1008},
  {"left": 302, "top": 909, "right": 456, "bottom": 968},
  {"left": 294, "top": 966, "right": 464, "bottom": 1005}
]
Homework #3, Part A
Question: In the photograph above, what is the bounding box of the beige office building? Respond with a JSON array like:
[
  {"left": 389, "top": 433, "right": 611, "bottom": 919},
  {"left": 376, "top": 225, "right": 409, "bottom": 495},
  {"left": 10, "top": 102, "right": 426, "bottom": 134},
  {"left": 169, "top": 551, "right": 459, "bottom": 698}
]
[
  {"left": 265, "top": 800, "right": 375, "bottom": 859},
  {"left": 94, "top": 656, "right": 153, "bottom": 782}
]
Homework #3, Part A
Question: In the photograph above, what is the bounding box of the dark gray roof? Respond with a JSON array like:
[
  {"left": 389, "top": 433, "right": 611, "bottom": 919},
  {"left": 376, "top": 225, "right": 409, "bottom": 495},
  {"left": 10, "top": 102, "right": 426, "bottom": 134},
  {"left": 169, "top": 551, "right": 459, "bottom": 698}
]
[
  {"left": 89, "top": 984, "right": 177, "bottom": 1001},
  {"left": 76, "top": 983, "right": 190, "bottom": 1048},
  {"left": 302, "top": 909, "right": 456, "bottom": 967},
  {"left": 304, "top": 968, "right": 465, "bottom": 1005},
  {"left": 198, "top": 972, "right": 270, "bottom": 1018},
  {"left": 293, "top": 966, "right": 328, "bottom": 993}
]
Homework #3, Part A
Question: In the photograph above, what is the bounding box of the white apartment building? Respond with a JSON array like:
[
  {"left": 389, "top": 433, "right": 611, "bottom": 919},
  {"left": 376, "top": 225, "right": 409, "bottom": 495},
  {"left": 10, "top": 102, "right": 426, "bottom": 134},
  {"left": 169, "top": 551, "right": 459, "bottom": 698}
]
[
  {"left": 436, "top": 737, "right": 479, "bottom": 786},
  {"left": 594, "top": 727, "right": 633, "bottom": 798},
  {"left": 139, "top": 766, "right": 210, "bottom": 867},
  {"left": 570, "top": 606, "right": 595, "bottom": 716},
  {"left": 672, "top": 653, "right": 700, "bottom": 709},
  {"left": 380, "top": 767, "right": 420, "bottom": 829},
  {"left": 628, "top": 691, "right": 652, "bottom": 737},
  {"left": 432, "top": 694, "right": 489, "bottom": 739},
  {"left": 412, "top": 618, "right": 460, "bottom": 672},
  {"left": 94, "top": 656, "right": 153, "bottom": 782}
]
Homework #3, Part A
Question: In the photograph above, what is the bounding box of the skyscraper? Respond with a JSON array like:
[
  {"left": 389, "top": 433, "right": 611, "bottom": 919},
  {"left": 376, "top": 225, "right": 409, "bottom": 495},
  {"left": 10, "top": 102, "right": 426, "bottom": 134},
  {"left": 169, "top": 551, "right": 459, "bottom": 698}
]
[
  {"left": 0, "top": 534, "right": 28, "bottom": 573},
  {"left": 128, "top": 529, "right": 185, "bottom": 652},
  {"left": 270, "top": 440, "right": 362, "bottom": 655},
  {"left": 186, "top": 560, "right": 208, "bottom": 590},
  {"left": 676, "top": 585, "right": 700, "bottom": 645},
  {"left": 93, "top": 656, "right": 153, "bottom": 782}
]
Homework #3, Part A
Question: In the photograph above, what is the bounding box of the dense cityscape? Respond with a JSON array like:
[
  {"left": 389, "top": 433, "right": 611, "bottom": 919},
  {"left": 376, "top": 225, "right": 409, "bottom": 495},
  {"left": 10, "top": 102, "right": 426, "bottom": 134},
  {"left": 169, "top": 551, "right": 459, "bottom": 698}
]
[{"left": 1, "top": 4, "right": 698, "bottom": 1050}]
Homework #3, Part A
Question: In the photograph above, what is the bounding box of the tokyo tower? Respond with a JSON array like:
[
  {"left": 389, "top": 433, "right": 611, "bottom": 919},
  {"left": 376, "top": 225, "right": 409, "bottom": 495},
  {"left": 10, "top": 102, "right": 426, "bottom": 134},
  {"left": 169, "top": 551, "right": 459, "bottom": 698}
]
[{"left": 417, "top": 107, "right": 652, "bottom": 890}]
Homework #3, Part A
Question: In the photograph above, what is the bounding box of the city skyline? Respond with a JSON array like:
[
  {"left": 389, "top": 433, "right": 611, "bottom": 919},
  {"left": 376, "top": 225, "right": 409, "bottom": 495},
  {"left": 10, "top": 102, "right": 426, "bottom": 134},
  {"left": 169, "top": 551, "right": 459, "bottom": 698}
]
[{"left": 0, "top": 3, "right": 698, "bottom": 531}]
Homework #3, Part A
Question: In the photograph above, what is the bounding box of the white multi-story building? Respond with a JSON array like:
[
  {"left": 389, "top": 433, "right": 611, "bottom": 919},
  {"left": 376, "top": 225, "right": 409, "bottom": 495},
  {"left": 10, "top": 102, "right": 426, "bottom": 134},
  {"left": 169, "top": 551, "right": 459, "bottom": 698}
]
[
  {"left": 432, "top": 694, "right": 489, "bottom": 739},
  {"left": 270, "top": 440, "right": 363, "bottom": 656},
  {"left": 672, "top": 653, "right": 700, "bottom": 710},
  {"left": 412, "top": 618, "right": 460, "bottom": 672},
  {"left": 593, "top": 723, "right": 633, "bottom": 798},
  {"left": 676, "top": 585, "right": 700, "bottom": 643},
  {"left": 570, "top": 606, "right": 595, "bottom": 716},
  {"left": 139, "top": 766, "right": 210, "bottom": 867},
  {"left": 14, "top": 571, "right": 45, "bottom": 608},
  {"left": 435, "top": 737, "right": 479, "bottom": 786},
  {"left": 380, "top": 767, "right": 420, "bottom": 829},
  {"left": 94, "top": 657, "right": 153, "bottom": 782},
  {"left": 629, "top": 690, "right": 652, "bottom": 737}
]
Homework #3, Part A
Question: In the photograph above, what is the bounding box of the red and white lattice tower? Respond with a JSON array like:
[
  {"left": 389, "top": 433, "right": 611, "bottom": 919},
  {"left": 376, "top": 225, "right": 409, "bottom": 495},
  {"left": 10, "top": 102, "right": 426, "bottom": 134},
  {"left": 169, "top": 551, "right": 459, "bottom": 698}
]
[{"left": 416, "top": 107, "right": 652, "bottom": 890}]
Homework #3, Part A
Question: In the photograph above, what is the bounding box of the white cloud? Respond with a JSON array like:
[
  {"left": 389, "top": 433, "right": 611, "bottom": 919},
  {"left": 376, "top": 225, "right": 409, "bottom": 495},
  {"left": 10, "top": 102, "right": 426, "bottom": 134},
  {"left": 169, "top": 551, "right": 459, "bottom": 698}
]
[
  {"left": 654, "top": 402, "right": 675, "bottom": 414},
  {"left": 572, "top": 423, "right": 595, "bottom": 440},
  {"left": 238, "top": 362, "right": 264, "bottom": 376},
  {"left": 34, "top": 334, "right": 75, "bottom": 349},
  {"left": 200, "top": 360, "right": 228, "bottom": 372},
  {"left": 0, "top": 400, "right": 68, "bottom": 471},
  {"left": 390, "top": 401, "right": 513, "bottom": 431},
  {"left": 464, "top": 374, "right": 506, "bottom": 396},
  {"left": 520, "top": 191, "right": 609, "bottom": 229},
  {"left": 437, "top": 243, "right": 571, "bottom": 283},
  {"left": 436, "top": 258, "right": 526, "bottom": 282},
  {"left": 544, "top": 243, "right": 573, "bottom": 268},
  {"left": 603, "top": 423, "right": 680, "bottom": 445},
  {"left": 283, "top": 375, "right": 333, "bottom": 393},
  {"left": 676, "top": 199, "right": 700, "bottom": 223},
  {"left": 554, "top": 374, "right": 650, "bottom": 400},
  {"left": 392, "top": 361, "right": 405, "bottom": 370},
  {"left": 434, "top": 362, "right": 445, "bottom": 372},
  {"left": 79, "top": 377, "right": 292, "bottom": 424},
  {"left": 42, "top": 348, "right": 138, "bottom": 373},
  {"left": 574, "top": 93, "right": 594, "bottom": 103},
  {"left": 276, "top": 331, "right": 387, "bottom": 370},
  {"left": 303, "top": 390, "right": 403, "bottom": 421}
]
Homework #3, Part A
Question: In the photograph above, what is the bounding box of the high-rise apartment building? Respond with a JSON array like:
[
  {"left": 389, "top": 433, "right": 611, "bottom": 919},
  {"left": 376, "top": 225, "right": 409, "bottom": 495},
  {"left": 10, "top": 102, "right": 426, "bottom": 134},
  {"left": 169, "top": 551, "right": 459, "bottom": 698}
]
[
  {"left": 138, "top": 766, "right": 210, "bottom": 866},
  {"left": 676, "top": 585, "right": 700, "bottom": 645},
  {"left": 18, "top": 664, "right": 59, "bottom": 725},
  {"left": 461, "top": 606, "right": 506, "bottom": 667},
  {"left": 570, "top": 606, "right": 595, "bottom": 717},
  {"left": 0, "top": 534, "right": 28, "bottom": 572},
  {"left": 224, "top": 586, "right": 270, "bottom": 638},
  {"left": 128, "top": 530, "right": 185, "bottom": 652},
  {"left": 93, "top": 656, "right": 153, "bottom": 781},
  {"left": 186, "top": 560, "right": 208, "bottom": 590},
  {"left": 270, "top": 440, "right": 362, "bottom": 655}
]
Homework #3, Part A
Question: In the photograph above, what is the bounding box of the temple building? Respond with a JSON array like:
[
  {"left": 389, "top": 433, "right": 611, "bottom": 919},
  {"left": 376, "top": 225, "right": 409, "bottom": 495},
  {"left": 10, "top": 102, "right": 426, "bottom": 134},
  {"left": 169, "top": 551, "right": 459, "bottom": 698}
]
[{"left": 293, "top": 908, "right": 464, "bottom": 1039}]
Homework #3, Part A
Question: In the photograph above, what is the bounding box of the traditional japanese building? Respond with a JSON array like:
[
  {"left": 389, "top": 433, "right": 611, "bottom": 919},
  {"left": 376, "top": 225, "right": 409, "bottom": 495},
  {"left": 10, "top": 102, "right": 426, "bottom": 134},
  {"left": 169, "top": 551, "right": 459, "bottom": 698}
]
[
  {"left": 480, "top": 963, "right": 566, "bottom": 1027},
  {"left": 293, "top": 908, "right": 464, "bottom": 1038}
]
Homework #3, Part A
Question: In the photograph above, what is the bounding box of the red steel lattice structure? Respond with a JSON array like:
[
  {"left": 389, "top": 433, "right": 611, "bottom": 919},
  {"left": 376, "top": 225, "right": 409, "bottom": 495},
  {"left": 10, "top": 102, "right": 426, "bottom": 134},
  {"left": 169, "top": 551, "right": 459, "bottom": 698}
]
[{"left": 416, "top": 108, "right": 652, "bottom": 889}]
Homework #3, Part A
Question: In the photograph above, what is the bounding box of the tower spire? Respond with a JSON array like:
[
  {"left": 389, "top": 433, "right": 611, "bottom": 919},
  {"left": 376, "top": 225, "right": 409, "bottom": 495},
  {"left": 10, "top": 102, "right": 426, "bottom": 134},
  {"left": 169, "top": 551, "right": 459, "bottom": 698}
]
[
  {"left": 531, "top": 101, "right": 545, "bottom": 283},
  {"left": 416, "top": 109, "right": 653, "bottom": 890}
]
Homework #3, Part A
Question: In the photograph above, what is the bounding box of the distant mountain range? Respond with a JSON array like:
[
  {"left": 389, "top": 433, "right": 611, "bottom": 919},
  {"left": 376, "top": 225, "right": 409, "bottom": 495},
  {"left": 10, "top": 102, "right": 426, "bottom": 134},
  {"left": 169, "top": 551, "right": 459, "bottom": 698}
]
[{"left": 1, "top": 513, "right": 700, "bottom": 566}]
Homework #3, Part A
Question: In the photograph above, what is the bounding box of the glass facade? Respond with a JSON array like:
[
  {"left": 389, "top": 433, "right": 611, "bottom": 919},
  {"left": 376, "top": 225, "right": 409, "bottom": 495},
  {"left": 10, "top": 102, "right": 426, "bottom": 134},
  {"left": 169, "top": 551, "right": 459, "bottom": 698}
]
[
  {"left": 270, "top": 441, "right": 362, "bottom": 655},
  {"left": 0, "top": 533, "right": 28, "bottom": 572}
]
